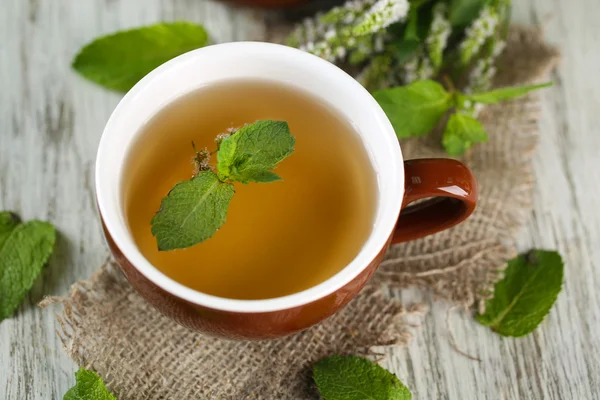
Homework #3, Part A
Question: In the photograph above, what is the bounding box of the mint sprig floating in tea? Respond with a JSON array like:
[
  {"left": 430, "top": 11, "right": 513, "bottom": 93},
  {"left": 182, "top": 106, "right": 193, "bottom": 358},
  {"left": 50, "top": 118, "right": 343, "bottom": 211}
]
[
  {"left": 0, "top": 212, "right": 56, "bottom": 322},
  {"left": 313, "top": 355, "right": 412, "bottom": 400},
  {"left": 72, "top": 22, "right": 209, "bottom": 92},
  {"left": 151, "top": 120, "right": 295, "bottom": 251},
  {"left": 477, "top": 250, "right": 564, "bottom": 337},
  {"left": 63, "top": 368, "right": 117, "bottom": 400}
]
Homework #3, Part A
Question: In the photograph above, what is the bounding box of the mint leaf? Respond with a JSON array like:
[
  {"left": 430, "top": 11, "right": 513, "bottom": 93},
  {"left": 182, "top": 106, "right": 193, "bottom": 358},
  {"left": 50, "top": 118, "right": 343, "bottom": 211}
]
[
  {"left": 153, "top": 121, "right": 295, "bottom": 251},
  {"left": 442, "top": 112, "right": 488, "bottom": 155},
  {"left": 467, "top": 82, "right": 553, "bottom": 104},
  {"left": 477, "top": 250, "right": 564, "bottom": 337},
  {"left": 73, "top": 22, "right": 209, "bottom": 92},
  {"left": 449, "top": 0, "right": 488, "bottom": 27},
  {"left": 373, "top": 80, "right": 452, "bottom": 138},
  {"left": 314, "top": 355, "right": 412, "bottom": 400},
  {"left": 63, "top": 368, "right": 116, "bottom": 400},
  {"left": 151, "top": 171, "right": 235, "bottom": 251},
  {"left": 217, "top": 120, "right": 295, "bottom": 184},
  {"left": 389, "top": 39, "right": 420, "bottom": 64},
  {"left": 0, "top": 212, "right": 56, "bottom": 321}
]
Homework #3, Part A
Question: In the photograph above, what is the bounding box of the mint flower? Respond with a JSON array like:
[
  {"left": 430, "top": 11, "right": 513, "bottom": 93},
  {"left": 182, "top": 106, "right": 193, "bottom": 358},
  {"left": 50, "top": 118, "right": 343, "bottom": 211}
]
[
  {"left": 353, "top": 0, "right": 410, "bottom": 35},
  {"left": 402, "top": 52, "right": 434, "bottom": 84},
  {"left": 426, "top": 3, "right": 452, "bottom": 69},
  {"left": 214, "top": 133, "right": 231, "bottom": 150},
  {"left": 320, "top": 0, "right": 375, "bottom": 25},
  {"left": 289, "top": 0, "right": 409, "bottom": 64},
  {"left": 459, "top": 6, "right": 500, "bottom": 66},
  {"left": 357, "top": 54, "right": 399, "bottom": 91},
  {"left": 191, "top": 145, "right": 212, "bottom": 175},
  {"left": 466, "top": 39, "right": 506, "bottom": 93}
]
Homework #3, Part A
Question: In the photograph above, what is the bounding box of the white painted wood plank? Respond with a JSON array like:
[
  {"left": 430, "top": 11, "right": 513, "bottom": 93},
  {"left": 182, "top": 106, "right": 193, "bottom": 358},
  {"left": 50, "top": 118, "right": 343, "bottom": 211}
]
[{"left": 2, "top": 0, "right": 599, "bottom": 399}]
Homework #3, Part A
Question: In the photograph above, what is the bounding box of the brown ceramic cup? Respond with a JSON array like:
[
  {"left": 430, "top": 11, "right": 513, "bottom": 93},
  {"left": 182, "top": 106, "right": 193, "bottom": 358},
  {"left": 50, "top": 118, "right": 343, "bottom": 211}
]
[{"left": 96, "top": 43, "right": 477, "bottom": 340}]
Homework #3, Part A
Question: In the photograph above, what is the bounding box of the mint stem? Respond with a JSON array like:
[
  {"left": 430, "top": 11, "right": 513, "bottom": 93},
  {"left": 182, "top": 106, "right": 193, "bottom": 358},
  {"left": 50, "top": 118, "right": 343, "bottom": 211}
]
[{"left": 443, "top": 75, "right": 456, "bottom": 93}]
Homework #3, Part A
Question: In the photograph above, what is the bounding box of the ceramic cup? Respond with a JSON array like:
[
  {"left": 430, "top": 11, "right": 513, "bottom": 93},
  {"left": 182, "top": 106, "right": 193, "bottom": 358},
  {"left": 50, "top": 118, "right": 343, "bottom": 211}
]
[{"left": 96, "top": 42, "right": 477, "bottom": 340}]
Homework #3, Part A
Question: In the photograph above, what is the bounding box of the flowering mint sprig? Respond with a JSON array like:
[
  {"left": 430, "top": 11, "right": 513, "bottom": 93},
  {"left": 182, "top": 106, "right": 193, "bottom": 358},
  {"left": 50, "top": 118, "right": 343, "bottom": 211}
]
[
  {"left": 286, "top": 0, "right": 552, "bottom": 155},
  {"left": 466, "top": 37, "right": 506, "bottom": 95},
  {"left": 357, "top": 54, "right": 398, "bottom": 91},
  {"left": 353, "top": 0, "right": 411, "bottom": 35},
  {"left": 426, "top": 3, "right": 452, "bottom": 70},
  {"left": 319, "top": 0, "right": 375, "bottom": 25},
  {"left": 348, "top": 34, "right": 386, "bottom": 65},
  {"left": 401, "top": 52, "right": 434, "bottom": 84},
  {"left": 458, "top": 6, "right": 500, "bottom": 66},
  {"left": 288, "top": 0, "right": 409, "bottom": 63},
  {"left": 151, "top": 121, "right": 295, "bottom": 251},
  {"left": 400, "top": 3, "right": 451, "bottom": 85}
]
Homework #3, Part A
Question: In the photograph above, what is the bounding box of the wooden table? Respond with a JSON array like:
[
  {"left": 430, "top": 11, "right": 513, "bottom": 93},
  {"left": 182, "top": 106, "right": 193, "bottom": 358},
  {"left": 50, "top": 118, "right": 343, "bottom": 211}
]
[{"left": 1, "top": 1, "right": 598, "bottom": 398}]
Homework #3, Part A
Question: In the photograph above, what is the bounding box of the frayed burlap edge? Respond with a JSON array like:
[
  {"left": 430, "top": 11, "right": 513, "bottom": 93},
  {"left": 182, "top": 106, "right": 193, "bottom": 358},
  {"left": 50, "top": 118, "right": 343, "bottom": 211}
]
[
  {"left": 42, "top": 26, "right": 559, "bottom": 399},
  {"left": 42, "top": 263, "right": 428, "bottom": 399}
]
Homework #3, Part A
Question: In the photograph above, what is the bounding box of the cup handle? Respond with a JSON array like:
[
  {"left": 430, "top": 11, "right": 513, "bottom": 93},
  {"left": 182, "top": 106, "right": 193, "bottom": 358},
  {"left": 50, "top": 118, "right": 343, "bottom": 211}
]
[{"left": 391, "top": 158, "right": 478, "bottom": 244}]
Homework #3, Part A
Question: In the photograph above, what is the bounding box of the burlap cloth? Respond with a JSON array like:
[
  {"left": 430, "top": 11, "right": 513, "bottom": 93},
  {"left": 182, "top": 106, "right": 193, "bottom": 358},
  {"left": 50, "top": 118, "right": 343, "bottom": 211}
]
[{"left": 43, "top": 27, "right": 558, "bottom": 399}]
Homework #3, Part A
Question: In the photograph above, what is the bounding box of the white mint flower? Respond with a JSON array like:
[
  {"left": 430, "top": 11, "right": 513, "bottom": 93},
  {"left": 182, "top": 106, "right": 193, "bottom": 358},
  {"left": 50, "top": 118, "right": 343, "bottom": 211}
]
[
  {"left": 401, "top": 51, "right": 434, "bottom": 84},
  {"left": 320, "top": 0, "right": 375, "bottom": 25},
  {"left": 426, "top": 3, "right": 452, "bottom": 69},
  {"left": 290, "top": 0, "right": 407, "bottom": 64},
  {"left": 354, "top": 0, "right": 410, "bottom": 35},
  {"left": 312, "top": 41, "right": 336, "bottom": 62},
  {"left": 466, "top": 38, "right": 507, "bottom": 93},
  {"left": 401, "top": 56, "right": 419, "bottom": 84},
  {"left": 459, "top": 6, "right": 500, "bottom": 65},
  {"left": 492, "top": 40, "right": 506, "bottom": 58},
  {"left": 357, "top": 54, "right": 399, "bottom": 91},
  {"left": 416, "top": 57, "right": 434, "bottom": 81}
]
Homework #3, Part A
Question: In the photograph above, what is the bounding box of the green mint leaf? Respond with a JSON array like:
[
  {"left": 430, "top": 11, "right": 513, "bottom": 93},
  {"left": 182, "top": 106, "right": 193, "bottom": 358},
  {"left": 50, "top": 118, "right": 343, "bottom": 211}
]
[
  {"left": 151, "top": 171, "right": 235, "bottom": 251},
  {"left": 442, "top": 112, "right": 488, "bottom": 155},
  {"left": 467, "top": 82, "right": 553, "bottom": 104},
  {"left": 217, "top": 120, "right": 295, "bottom": 184},
  {"left": 449, "top": 0, "right": 488, "bottom": 27},
  {"left": 389, "top": 39, "right": 421, "bottom": 65},
  {"left": 72, "top": 22, "right": 209, "bottom": 92},
  {"left": 63, "top": 368, "right": 116, "bottom": 400},
  {"left": 152, "top": 120, "right": 295, "bottom": 251},
  {"left": 0, "top": 212, "right": 56, "bottom": 322},
  {"left": 477, "top": 250, "right": 564, "bottom": 337},
  {"left": 374, "top": 80, "right": 452, "bottom": 138},
  {"left": 314, "top": 355, "right": 412, "bottom": 400}
]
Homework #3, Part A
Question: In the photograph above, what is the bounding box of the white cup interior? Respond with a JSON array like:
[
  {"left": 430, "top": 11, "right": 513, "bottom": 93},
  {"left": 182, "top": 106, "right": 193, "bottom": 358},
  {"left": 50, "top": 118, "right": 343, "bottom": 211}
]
[{"left": 95, "top": 42, "right": 404, "bottom": 312}]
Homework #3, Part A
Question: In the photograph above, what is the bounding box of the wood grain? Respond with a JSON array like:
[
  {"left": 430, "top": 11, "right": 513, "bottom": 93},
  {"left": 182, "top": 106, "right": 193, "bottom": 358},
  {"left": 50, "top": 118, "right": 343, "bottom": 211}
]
[{"left": 1, "top": 0, "right": 598, "bottom": 398}]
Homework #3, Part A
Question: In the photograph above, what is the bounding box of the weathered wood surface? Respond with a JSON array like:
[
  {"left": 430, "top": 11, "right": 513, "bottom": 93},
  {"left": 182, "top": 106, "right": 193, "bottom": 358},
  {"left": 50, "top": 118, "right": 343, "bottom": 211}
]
[{"left": 1, "top": 0, "right": 598, "bottom": 398}]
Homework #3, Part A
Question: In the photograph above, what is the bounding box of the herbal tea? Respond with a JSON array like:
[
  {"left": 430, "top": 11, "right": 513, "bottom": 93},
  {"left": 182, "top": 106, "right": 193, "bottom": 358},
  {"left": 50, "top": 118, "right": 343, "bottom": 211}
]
[{"left": 124, "top": 80, "right": 377, "bottom": 300}]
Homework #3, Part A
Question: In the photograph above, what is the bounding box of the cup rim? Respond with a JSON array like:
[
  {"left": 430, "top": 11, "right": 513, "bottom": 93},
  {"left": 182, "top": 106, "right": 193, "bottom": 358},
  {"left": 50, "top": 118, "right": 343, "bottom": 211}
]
[{"left": 96, "top": 42, "right": 403, "bottom": 313}]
